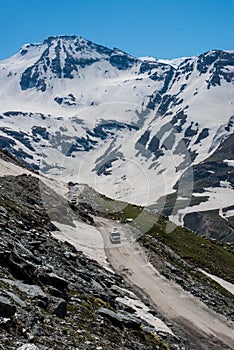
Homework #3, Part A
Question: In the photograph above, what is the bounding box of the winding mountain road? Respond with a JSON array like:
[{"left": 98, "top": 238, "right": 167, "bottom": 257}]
[{"left": 95, "top": 217, "right": 234, "bottom": 350}]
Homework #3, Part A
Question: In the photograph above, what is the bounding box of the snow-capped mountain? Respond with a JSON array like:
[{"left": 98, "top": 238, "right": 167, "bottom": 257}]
[{"left": 0, "top": 35, "right": 233, "bottom": 240}]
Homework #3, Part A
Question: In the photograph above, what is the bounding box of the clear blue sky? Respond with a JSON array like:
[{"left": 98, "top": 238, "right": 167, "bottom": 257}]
[{"left": 0, "top": 0, "right": 233, "bottom": 60}]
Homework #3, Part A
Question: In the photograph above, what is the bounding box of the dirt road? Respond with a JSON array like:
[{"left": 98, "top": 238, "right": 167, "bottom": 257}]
[{"left": 96, "top": 217, "right": 234, "bottom": 349}]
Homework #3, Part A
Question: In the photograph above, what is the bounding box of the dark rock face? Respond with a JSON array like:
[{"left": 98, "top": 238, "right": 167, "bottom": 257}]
[
  {"left": 8, "top": 254, "right": 37, "bottom": 283},
  {"left": 183, "top": 211, "right": 234, "bottom": 242},
  {"left": 54, "top": 93, "right": 77, "bottom": 106},
  {"left": 96, "top": 157, "right": 118, "bottom": 176},
  {"left": 194, "top": 128, "right": 209, "bottom": 144},
  {"left": 197, "top": 50, "right": 234, "bottom": 88},
  {"left": 170, "top": 110, "right": 187, "bottom": 133},
  {"left": 192, "top": 133, "right": 234, "bottom": 193},
  {"left": 197, "top": 51, "right": 220, "bottom": 74},
  {"left": 156, "top": 94, "right": 175, "bottom": 116},
  {"left": 147, "top": 91, "right": 162, "bottom": 110},
  {"left": 148, "top": 135, "right": 164, "bottom": 160},
  {"left": 50, "top": 298, "right": 67, "bottom": 318},
  {"left": 159, "top": 67, "right": 174, "bottom": 94},
  {"left": 0, "top": 131, "right": 36, "bottom": 170},
  {"left": 184, "top": 122, "right": 198, "bottom": 137},
  {"left": 32, "top": 126, "right": 49, "bottom": 141},
  {"left": 139, "top": 60, "right": 160, "bottom": 74},
  {"left": 20, "top": 48, "right": 48, "bottom": 91},
  {"left": 0, "top": 128, "right": 35, "bottom": 152},
  {"left": 0, "top": 296, "right": 16, "bottom": 317},
  {"left": 98, "top": 307, "right": 141, "bottom": 329},
  {"left": 37, "top": 272, "right": 68, "bottom": 290},
  {"left": 136, "top": 130, "right": 151, "bottom": 148},
  {"left": 66, "top": 121, "right": 138, "bottom": 156},
  {"left": 109, "top": 52, "right": 136, "bottom": 70},
  {"left": 146, "top": 66, "right": 175, "bottom": 111}
]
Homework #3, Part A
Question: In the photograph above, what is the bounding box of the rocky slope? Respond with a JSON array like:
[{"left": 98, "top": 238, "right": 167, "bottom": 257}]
[{"left": 0, "top": 172, "right": 173, "bottom": 349}]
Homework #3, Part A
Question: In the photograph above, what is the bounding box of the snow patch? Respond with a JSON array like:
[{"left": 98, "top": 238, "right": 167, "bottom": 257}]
[
  {"left": 220, "top": 180, "right": 232, "bottom": 188},
  {"left": 199, "top": 269, "right": 234, "bottom": 296},
  {"left": 138, "top": 56, "right": 190, "bottom": 69},
  {"left": 158, "top": 57, "right": 190, "bottom": 68},
  {"left": 116, "top": 296, "right": 174, "bottom": 335},
  {"left": 0, "top": 158, "right": 31, "bottom": 177},
  {"left": 171, "top": 187, "right": 234, "bottom": 226},
  {"left": 52, "top": 220, "right": 110, "bottom": 269},
  {"left": 224, "top": 210, "right": 234, "bottom": 218},
  {"left": 224, "top": 159, "right": 234, "bottom": 167}
]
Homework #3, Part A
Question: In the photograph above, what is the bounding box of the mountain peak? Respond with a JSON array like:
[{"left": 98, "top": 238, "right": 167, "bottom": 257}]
[
  {"left": 42, "top": 35, "right": 93, "bottom": 49},
  {"left": 43, "top": 35, "right": 82, "bottom": 43},
  {"left": 17, "top": 35, "right": 138, "bottom": 92}
]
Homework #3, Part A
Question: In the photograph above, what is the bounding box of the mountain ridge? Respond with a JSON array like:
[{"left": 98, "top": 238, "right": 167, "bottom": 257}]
[{"left": 0, "top": 35, "right": 233, "bottom": 240}]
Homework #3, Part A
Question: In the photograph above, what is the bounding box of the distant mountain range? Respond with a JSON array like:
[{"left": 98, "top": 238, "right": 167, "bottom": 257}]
[{"left": 0, "top": 35, "right": 233, "bottom": 241}]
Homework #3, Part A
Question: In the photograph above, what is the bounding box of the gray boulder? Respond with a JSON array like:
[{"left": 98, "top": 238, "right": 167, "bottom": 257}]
[
  {"left": 98, "top": 307, "right": 141, "bottom": 329},
  {"left": 50, "top": 298, "right": 67, "bottom": 318},
  {"left": 38, "top": 272, "right": 68, "bottom": 290}
]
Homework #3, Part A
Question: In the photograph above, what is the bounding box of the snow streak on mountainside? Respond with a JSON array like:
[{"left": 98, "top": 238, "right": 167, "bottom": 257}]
[{"left": 0, "top": 36, "right": 233, "bottom": 238}]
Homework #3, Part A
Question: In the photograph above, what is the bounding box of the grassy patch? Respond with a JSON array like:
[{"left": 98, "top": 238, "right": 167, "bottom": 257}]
[
  {"left": 107, "top": 203, "right": 143, "bottom": 221},
  {"left": 143, "top": 216, "right": 234, "bottom": 283}
]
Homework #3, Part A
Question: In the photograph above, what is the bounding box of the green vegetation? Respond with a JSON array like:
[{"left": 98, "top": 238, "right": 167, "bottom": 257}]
[
  {"left": 142, "top": 215, "right": 234, "bottom": 283},
  {"left": 109, "top": 203, "right": 143, "bottom": 221}
]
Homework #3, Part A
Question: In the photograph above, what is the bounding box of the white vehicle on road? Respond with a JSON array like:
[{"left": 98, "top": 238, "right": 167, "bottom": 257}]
[
  {"left": 110, "top": 227, "right": 121, "bottom": 244},
  {"left": 70, "top": 194, "right": 77, "bottom": 204}
]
